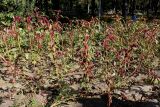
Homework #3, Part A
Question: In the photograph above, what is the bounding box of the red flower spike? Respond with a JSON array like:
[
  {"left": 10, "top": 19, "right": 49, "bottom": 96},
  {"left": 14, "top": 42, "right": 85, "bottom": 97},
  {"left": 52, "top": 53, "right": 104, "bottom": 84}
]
[
  {"left": 85, "top": 34, "right": 90, "bottom": 42},
  {"left": 41, "top": 17, "right": 50, "bottom": 27},
  {"left": 83, "top": 42, "right": 89, "bottom": 50},
  {"left": 13, "top": 16, "right": 21, "bottom": 23},
  {"left": 26, "top": 16, "right": 32, "bottom": 24},
  {"left": 50, "top": 31, "right": 54, "bottom": 38},
  {"left": 34, "top": 32, "right": 45, "bottom": 48},
  {"left": 85, "top": 62, "right": 94, "bottom": 77},
  {"left": 102, "top": 39, "right": 110, "bottom": 49},
  {"left": 107, "top": 34, "right": 116, "bottom": 41},
  {"left": 27, "top": 25, "right": 32, "bottom": 31},
  {"left": 38, "top": 44, "right": 42, "bottom": 49}
]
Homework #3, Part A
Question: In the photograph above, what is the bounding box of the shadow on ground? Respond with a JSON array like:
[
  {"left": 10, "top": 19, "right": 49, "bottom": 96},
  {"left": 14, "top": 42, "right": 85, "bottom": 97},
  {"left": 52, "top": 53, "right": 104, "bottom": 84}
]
[
  {"left": 0, "top": 97, "right": 2, "bottom": 105},
  {"left": 44, "top": 85, "right": 160, "bottom": 107},
  {"left": 76, "top": 95, "right": 160, "bottom": 107}
]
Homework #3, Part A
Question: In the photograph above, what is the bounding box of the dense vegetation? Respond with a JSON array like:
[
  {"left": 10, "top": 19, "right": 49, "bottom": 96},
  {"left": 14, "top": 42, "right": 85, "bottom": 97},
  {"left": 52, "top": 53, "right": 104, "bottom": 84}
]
[{"left": 0, "top": 0, "right": 160, "bottom": 107}]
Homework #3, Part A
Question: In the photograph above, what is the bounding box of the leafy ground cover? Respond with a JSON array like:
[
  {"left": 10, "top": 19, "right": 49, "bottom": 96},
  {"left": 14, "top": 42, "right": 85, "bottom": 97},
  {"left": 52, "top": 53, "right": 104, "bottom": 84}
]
[{"left": 0, "top": 13, "right": 160, "bottom": 107}]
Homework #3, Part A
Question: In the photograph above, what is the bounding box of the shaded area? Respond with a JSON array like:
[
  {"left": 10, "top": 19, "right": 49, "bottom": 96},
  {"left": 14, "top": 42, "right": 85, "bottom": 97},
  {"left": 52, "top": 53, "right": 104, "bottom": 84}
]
[
  {"left": 43, "top": 87, "right": 60, "bottom": 107},
  {"left": 0, "top": 97, "right": 2, "bottom": 105},
  {"left": 76, "top": 95, "right": 159, "bottom": 107}
]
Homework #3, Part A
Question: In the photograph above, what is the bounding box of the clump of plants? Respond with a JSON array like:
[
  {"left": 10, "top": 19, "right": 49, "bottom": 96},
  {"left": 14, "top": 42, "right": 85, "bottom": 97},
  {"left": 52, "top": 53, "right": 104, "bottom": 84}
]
[{"left": 0, "top": 12, "right": 159, "bottom": 106}]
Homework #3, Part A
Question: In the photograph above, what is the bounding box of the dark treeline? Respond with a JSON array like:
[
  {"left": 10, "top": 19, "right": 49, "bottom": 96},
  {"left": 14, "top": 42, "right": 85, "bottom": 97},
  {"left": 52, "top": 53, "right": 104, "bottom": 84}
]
[
  {"left": 0, "top": 0, "right": 160, "bottom": 19},
  {"left": 35, "top": 0, "right": 160, "bottom": 19}
]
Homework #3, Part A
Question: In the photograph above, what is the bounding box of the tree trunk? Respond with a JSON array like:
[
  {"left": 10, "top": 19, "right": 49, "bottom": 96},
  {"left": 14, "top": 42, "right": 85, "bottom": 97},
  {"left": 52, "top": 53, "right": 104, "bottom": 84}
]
[
  {"left": 131, "top": 0, "right": 136, "bottom": 16},
  {"left": 101, "top": 0, "right": 104, "bottom": 15},
  {"left": 70, "top": 0, "right": 73, "bottom": 10},
  {"left": 153, "top": 0, "right": 160, "bottom": 16},
  {"left": 91, "top": 0, "right": 96, "bottom": 16},
  {"left": 122, "top": 0, "right": 127, "bottom": 22},
  {"left": 99, "top": 0, "right": 102, "bottom": 18},
  {"left": 115, "top": 0, "right": 119, "bottom": 13},
  {"left": 147, "top": 0, "right": 151, "bottom": 18},
  {"left": 87, "top": 1, "right": 90, "bottom": 14}
]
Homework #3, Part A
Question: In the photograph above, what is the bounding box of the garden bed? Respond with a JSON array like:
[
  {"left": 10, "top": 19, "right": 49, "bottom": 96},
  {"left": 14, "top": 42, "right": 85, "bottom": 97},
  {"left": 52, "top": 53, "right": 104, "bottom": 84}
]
[{"left": 0, "top": 14, "right": 160, "bottom": 107}]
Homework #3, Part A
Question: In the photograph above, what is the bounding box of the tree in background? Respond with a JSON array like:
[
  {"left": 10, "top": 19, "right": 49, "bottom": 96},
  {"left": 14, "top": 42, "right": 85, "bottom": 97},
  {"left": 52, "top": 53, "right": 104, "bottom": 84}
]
[
  {"left": 122, "top": 0, "right": 128, "bottom": 21},
  {"left": 0, "top": 0, "right": 160, "bottom": 20},
  {"left": 152, "top": 0, "right": 160, "bottom": 16},
  {"left": 130, "top": 0, "right": 136, "bottom": 17},
  {"left": 91, "top": 0, "right": 96, "bottom": 16}
]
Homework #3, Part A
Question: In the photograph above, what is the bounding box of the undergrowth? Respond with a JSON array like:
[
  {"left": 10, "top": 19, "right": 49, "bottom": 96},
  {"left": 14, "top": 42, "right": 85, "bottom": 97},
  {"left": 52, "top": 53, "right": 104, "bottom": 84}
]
[{"left": 0, "top": 12, "right": 160, "bottom": 106}]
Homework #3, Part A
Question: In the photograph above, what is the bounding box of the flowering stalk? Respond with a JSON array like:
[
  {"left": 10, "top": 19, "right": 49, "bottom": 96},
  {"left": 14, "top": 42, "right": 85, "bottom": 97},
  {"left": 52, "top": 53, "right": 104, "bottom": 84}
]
[
  {"left": 81, "top": 34, "right": 94, "bottom": 77},
  {"left": 34, "top": 32, "right": 44, "bottom": 50}
]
